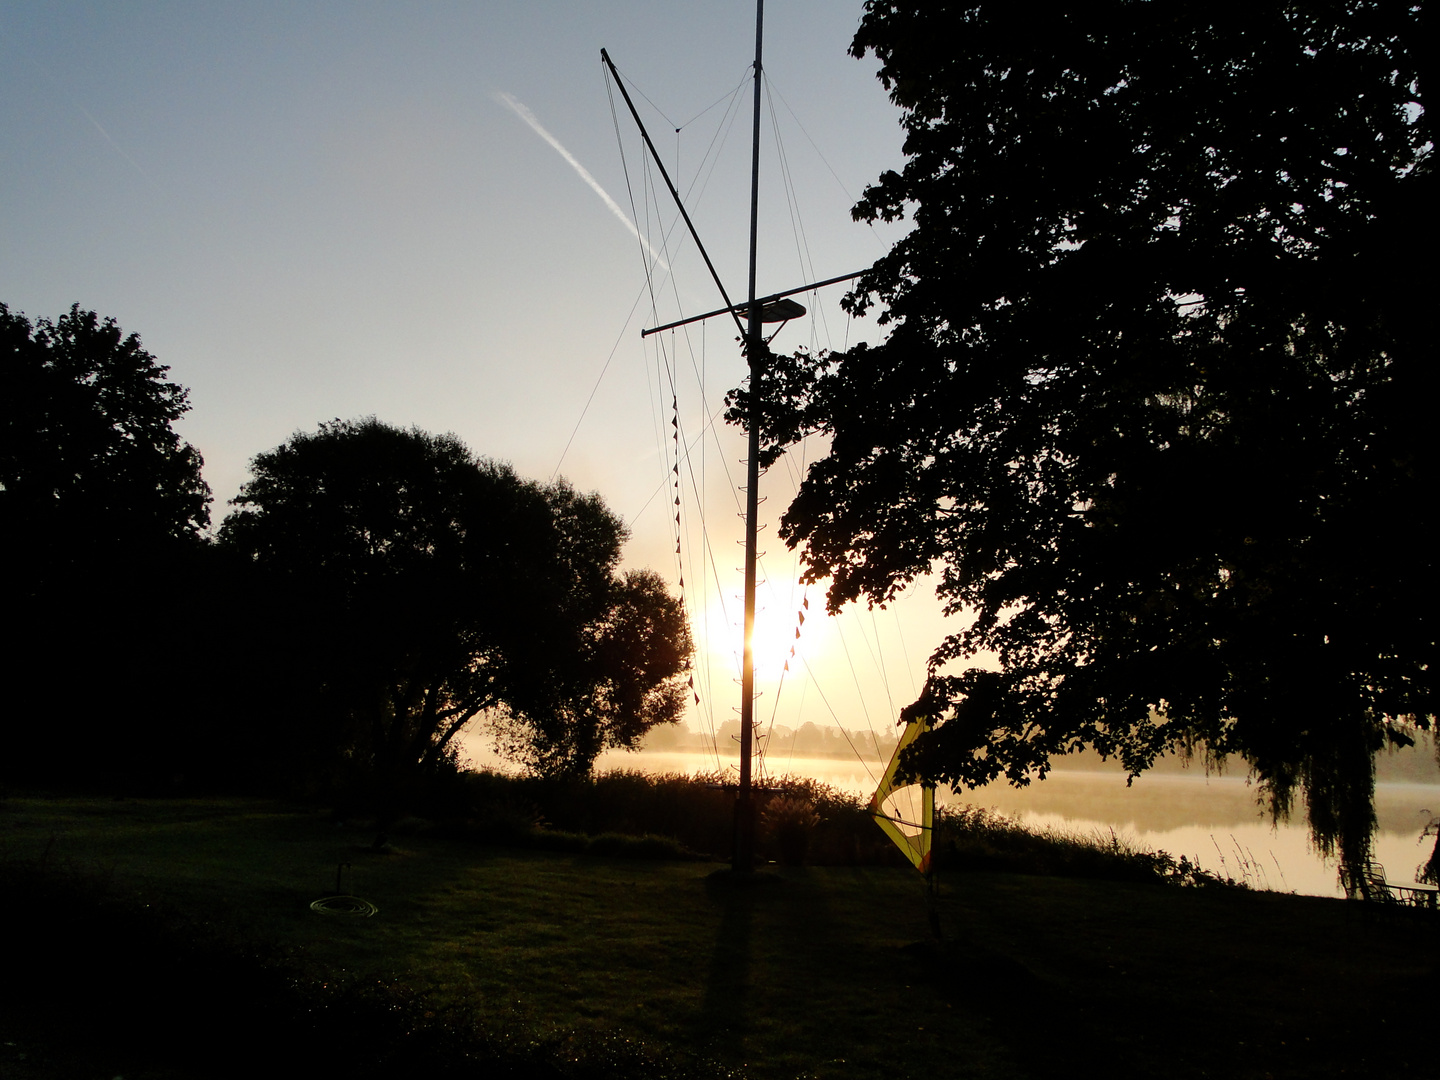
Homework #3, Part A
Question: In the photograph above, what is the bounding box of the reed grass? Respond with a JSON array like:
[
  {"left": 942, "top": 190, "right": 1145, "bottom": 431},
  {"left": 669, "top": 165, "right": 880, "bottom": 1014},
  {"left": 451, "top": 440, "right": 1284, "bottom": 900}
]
[{"left": 408, "top": 768, "right": 1226, "bottom": 886}]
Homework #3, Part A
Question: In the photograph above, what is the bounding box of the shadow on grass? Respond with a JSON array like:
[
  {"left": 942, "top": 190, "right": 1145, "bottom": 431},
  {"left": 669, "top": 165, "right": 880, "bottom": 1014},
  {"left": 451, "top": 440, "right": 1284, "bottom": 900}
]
[
  {"left": 696, "top": 869, "right": 785, "bottom": 1046},
  {"left": 0, "top": 856, "right": 732, "bottom": 1080}
]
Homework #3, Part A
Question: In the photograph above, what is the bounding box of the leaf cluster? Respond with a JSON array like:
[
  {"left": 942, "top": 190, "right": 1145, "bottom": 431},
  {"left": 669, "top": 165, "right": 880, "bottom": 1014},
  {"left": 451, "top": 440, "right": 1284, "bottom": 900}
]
[
  {"left": 1, "top": 302, "right": 211, "bottom": 559},
  {"left": 0, "top": 303, "right": 220, "bottom": 791}
]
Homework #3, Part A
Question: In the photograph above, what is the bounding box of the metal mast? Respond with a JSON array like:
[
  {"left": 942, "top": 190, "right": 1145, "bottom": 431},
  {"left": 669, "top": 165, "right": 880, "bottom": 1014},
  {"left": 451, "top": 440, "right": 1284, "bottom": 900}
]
[
  {"left": 604, "top": 3, "right": 786, "bottom": 873},
  {"left": 734, "top": 0, "right": 765, "bottom": 874}
]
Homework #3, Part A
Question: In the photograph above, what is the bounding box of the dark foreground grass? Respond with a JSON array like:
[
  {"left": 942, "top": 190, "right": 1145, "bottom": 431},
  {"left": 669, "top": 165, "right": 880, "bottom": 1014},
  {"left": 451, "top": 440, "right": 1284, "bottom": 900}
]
[{"left": 2, "top": 795, "right": 1436, "bottom": 1079}]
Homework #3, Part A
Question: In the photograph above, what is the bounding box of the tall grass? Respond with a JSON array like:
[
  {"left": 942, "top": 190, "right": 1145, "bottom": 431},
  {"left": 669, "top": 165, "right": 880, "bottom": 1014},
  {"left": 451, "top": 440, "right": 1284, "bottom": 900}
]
[
  {"left": 403, "top": 768, "right": 1229, "bottom": 886},
  {"left": 936, "top": 804, "right": 1230, "bottom": 886},
  {"left": 1205, "top": 833, "right": 1287, "bottom": 890}
]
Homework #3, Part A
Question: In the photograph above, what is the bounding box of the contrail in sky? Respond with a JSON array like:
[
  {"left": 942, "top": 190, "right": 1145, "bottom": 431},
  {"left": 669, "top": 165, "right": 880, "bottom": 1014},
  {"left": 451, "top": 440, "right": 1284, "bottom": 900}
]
[
  {"left": 496, "top": 91, "right": 668, "bottom": 270},
  {"left": 21, "top": 48, "right": 155, "bottom": 185}
]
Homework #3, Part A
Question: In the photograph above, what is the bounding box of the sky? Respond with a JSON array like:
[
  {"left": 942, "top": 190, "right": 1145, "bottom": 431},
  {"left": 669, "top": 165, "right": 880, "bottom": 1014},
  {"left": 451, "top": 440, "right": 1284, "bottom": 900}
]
[{"left": 1, "top": 1, "right": 964, "bottom": 776}]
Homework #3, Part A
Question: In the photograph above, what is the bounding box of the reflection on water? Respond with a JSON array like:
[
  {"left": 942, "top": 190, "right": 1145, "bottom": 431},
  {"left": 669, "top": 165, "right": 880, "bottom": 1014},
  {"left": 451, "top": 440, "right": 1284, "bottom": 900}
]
[
  {"left": 966, "top": 772, "right": 1440, "bottom": 899},
  {"left": 457, "top": 737, "right": 1440, "bottom": 899}
]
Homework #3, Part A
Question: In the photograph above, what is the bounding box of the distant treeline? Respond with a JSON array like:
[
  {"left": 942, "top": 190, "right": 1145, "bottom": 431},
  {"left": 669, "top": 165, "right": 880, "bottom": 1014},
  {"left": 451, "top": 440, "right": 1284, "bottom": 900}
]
[{"left": 645, "top": 719, "right": 902, "bottom": 762}]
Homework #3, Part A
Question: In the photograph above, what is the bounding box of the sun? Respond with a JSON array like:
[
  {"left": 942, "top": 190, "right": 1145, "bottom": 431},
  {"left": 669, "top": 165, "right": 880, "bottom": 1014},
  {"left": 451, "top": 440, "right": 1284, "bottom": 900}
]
[{"left": 694, "top": 580, "right": 824, "bottom": 680}]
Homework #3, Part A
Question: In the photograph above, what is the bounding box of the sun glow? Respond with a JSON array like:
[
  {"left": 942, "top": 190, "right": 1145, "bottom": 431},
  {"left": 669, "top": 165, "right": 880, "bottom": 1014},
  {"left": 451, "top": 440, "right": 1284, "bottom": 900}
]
[{"left": 695, "top": 579, "right": 826, "bottom": 680}]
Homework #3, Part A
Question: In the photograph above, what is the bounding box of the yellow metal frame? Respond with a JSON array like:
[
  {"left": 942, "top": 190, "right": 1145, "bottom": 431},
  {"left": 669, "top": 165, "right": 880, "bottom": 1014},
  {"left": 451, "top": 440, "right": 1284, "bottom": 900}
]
[{"left": 869, "top": 714, "right": 934, "bottom": 874}]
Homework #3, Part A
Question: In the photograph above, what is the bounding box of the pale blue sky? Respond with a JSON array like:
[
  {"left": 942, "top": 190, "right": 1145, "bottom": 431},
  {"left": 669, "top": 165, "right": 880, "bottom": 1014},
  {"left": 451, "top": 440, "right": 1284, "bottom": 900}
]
[{"left": 2, "top": 1, "right": 958, "bottom": 764}]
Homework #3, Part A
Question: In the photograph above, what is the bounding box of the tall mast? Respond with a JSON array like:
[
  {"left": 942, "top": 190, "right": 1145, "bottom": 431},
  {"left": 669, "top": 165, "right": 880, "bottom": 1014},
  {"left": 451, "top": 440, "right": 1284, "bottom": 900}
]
[
  {"left": 734, "top": 0, "right": 765, "bottom": 874},
  {"left": 603, "top": 6, "right": 768, "bottom": 872}
]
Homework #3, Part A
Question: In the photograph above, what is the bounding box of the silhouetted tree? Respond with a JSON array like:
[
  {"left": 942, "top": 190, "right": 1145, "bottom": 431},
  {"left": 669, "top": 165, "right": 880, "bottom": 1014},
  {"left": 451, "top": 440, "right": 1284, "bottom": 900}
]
[
  {"left": 1, "top": 304, "right": 215, "bottom": 789},
  {"left": 737, "top": 1, "right": 1434, "bottom": 879},
  {"left": 1, "top": 303, "right": 210, "bottom": 565},
  {"left": 219, "top": 418, "right": 692, "bottom": 791},
  {"left": 494, "top": 567, "right": 694, "bottom": 777}
]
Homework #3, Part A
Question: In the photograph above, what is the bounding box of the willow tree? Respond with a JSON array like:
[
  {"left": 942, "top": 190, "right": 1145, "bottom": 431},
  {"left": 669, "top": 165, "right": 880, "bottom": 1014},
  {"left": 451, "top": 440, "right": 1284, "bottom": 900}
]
[{"left": 739, "top": 1, "right": 1434, "bottom": 879}]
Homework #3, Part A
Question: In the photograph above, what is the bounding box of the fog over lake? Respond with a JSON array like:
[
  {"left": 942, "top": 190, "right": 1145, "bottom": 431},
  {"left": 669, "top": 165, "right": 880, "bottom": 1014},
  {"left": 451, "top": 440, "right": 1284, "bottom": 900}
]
[{"left": 459, "top": 728, "right": 1440, "bottom": 900}]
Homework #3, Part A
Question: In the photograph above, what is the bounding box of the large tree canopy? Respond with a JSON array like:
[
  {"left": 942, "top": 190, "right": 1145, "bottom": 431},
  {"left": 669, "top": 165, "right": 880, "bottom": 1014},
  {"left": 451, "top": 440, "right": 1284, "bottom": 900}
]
[
  {"left": 742, "top": 1, "right": 1434, "bottom": 875},
  {"left": 219, "top": 418, "right": 692, "bottom": 784},
  {"left": 1, "top": 303, "right": 215, "bottom": 789}
]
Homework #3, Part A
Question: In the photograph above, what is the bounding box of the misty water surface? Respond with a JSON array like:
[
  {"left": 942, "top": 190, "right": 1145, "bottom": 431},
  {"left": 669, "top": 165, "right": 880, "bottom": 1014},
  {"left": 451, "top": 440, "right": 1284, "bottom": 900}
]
[{"left": 458, "top": 733, "right": 1439, "bottom": 899}]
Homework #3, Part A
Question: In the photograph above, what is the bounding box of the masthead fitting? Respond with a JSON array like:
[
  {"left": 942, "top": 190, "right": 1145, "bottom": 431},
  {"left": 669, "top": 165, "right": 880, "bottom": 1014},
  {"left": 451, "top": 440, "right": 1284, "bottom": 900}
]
[{"left": 759, "top": 298, "right": 806, "bottom": 323}]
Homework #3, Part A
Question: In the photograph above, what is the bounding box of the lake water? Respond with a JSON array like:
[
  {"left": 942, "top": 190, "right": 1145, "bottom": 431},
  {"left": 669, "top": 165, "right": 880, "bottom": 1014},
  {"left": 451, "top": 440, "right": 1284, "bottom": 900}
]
[{"left": 457, "top": 737, "right": 1440, "bottom": 899}]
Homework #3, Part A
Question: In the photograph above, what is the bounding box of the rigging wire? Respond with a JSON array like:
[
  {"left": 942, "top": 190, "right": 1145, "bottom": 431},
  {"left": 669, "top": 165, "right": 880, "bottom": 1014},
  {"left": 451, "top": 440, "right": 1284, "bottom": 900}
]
[
  {"left": 834, "top": 618, "right": 885, "bottom": 765},
  {"left": 550, "top": 281, "right": 650, "bottom": 482},
  {"left": 620, "top": 84, "right": 766, "bottom": 774},
  {"left": 602, "top": 56, "right": 679, "bottom": 131},
  {"left": 763, "top": 84, "right": 834, "bottom": 354},
  {"left": 603, "top": 51, "right": 926, "bottom": 806},
  {"left": 687, "top": 325, "right": 724, "bottom": 773},
  {"left": 789, "top": 649, "right": 879, "bottom": 787},
  {"left": 893, "top": 605, "right": 921, "bottom": 712},
  {"left": 757, "top": 432, "right": 810, "bottom": 778},
  {"left": 765, "top": 83, "right": 817, "bottom": 295},
  {"left": 550, "top": 63, "right": 682, "bottom": 481},
  {"left": 679, "top": 73, "right": 752, "bottom": 226},
  {"left": 609, "top": 57, "right": 728, "bottom": 770},
  {"left": 868, "top": 605, "right": 898, "bottom": 723},
  {"left": 675, "top": 76, "right": 751, "bottom": 134},
  {"left": 765, "top": 73, "right": 893, "bottom": 254}
]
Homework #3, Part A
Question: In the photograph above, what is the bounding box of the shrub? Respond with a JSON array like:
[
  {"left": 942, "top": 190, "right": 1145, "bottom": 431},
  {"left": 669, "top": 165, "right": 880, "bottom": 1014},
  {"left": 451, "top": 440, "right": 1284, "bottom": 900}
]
[{"left": 760, "top": 795, "right": 821, "bottom": 865}]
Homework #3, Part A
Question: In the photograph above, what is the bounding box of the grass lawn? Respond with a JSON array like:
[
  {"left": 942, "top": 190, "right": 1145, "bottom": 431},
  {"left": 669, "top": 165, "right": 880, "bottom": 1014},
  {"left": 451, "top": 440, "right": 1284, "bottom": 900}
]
[{"left": 1, "top": 796, "right": 1434, "bottom": 1079}]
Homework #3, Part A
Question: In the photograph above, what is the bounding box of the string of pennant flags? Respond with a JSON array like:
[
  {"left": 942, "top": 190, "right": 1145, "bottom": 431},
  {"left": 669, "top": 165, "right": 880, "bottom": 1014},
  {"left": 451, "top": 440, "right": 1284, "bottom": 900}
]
[
  {"left": 784, "top": 595, "right": 808, "bottom": 673},
  {"left": 669, "top": 392, "right": 700, "bottom": 707},
  {"left": 664, "top": 381, "right": 814, "bottom": 741}
]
